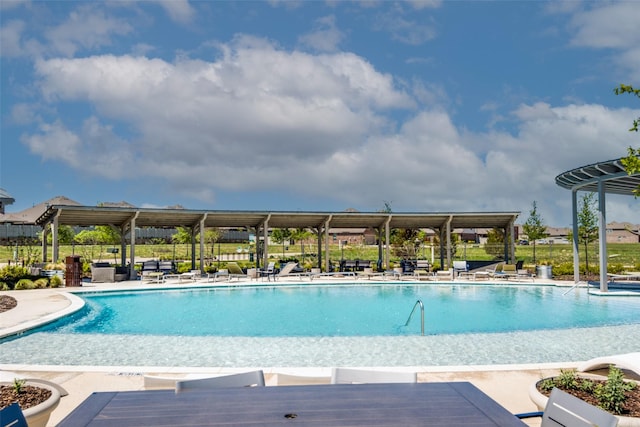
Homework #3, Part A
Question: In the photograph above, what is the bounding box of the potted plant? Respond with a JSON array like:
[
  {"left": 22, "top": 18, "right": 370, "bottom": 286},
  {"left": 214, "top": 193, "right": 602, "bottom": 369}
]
[
  {"left": 529, "top": 367, "right": 639, "bottom": 426},
  {"left": 0, "top": 378, "right": 62, "bottom": 427}
]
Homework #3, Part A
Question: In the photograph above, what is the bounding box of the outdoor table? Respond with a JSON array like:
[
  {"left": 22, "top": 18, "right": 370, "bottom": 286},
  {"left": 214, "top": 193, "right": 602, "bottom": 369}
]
[{"left": 57, "top": 381, "right": 526, "bottom": 426}]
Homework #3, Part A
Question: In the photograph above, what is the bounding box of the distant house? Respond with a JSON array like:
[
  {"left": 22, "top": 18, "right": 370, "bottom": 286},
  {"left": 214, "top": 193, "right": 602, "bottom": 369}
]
[{"left": 606, "top": 222, "right": 640, "bottom": 244}]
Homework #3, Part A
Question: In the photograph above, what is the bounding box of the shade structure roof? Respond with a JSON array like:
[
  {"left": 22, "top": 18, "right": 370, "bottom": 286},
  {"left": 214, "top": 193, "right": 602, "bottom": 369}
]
[
  {"left": 36, "top": 205, "right": 519, "bottom": 231},
  {"left": 555, "top": 157, "right": 640, "bottom": 195}
]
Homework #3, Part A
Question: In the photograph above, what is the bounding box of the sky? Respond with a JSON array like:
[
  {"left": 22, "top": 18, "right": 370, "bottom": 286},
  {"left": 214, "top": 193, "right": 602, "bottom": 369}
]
[{"left": 1, "top": 1, "right": 639, "bottom": 227}]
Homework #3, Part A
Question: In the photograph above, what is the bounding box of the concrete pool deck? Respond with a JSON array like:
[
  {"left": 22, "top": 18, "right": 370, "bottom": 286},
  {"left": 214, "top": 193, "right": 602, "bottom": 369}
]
[{"left": 0, "top": 279, "right": 635, "bottom": 426}]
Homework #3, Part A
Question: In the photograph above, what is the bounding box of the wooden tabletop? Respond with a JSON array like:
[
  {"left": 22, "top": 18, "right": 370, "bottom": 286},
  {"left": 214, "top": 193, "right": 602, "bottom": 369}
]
[{"left": 57, "top": 381, "right": 527, "bottom": 426}]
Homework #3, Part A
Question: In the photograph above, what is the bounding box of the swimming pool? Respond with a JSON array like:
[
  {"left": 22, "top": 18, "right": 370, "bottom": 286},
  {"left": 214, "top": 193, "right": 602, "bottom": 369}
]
[{"left": 2, "top": 283, "right": 639, "bottom": 367}]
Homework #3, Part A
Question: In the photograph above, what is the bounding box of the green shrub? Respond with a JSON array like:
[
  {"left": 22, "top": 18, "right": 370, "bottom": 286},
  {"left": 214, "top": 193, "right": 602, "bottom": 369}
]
[
  {"left": 50, "top": 275, "right": 63, "bottom": 288},
  {"left": 0, "top": 282, "right": 9, "bottom": 291},
  {"left": 14, "top": 279, "right": 35, "bottom": 290},
  {"left": 34, "top": 278, "right": 49, "bottom": 289},
  {"left": 0, "top": 265, "right": 31, "bottom": 288},
  {"left": 555, "top": 369, "right": 579, "bottom": 390},
  {"left": 595, "top": 365, "right": 636, "bottom": 414},
  {"left": 538, "top": 378, "right": 556, "bottom": 392}
]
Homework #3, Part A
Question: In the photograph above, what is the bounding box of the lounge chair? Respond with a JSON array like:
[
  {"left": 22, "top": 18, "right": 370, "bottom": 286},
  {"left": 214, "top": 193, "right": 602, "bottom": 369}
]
[
  {"left": 496, "top": 263, "right": 518, "bottom": 280},
  {"left": 175, "top": 370, "right": 265, "bottom": 392},
  {"left": 331, "top": 368, "right": 417, "bottom": 384},
  {"left": 179, "top": 269, "right": 200, "bottom": 282},
  {"left": 471, "top": 262, "right": 503, "bottom": 281},
  {"left": 607, "top": 272, "right": 640, "bottom": 282},
  {"left": 207, "top": 269, "right": 229, "bottom": 282},
  {"left": 515, "top": 387, "right": 618, "bottom": 427},
  {"left": 272, "top": 262, "right": 309, "bottom": 280},
  {"left": 225, "top": 262, "right": 249, "bottom": 281},
  {"left": 577, "top": 352, "right": 640, "bottom": 377}
]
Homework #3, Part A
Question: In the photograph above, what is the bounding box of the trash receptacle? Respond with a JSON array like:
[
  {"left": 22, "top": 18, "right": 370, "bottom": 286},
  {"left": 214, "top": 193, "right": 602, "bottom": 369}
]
[
  {"left": 65, "top": 255, "right": 82, "bottom": 287},
  {"left": 536, "top": 265, "right": 552, "bottom": 280}
]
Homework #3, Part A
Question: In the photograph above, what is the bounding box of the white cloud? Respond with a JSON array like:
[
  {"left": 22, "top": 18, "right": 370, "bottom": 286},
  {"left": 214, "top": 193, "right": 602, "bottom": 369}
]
[
  {"left": 567, "top": 2, "right": 640, "bottom": 80},
  {"left": 0, "top": 19, "right": 25, "bottom": 57},
  {"left": 152, "top": 0, "right": 195, "bottom": 25},
  {"left": 21, "top": 117, "right": 135, "bottom": 179},
  {"left": 45, "top": 4, "right": 132, "bottom": 57},
  {"left": 298, "top": 15, "right": 344, "bottom": 53},
  {"left": 569, "top": 2, "right": 640, "bottom": 50},
  {"left": 23, "top": 38, "right": 639, "bottom": 226}
]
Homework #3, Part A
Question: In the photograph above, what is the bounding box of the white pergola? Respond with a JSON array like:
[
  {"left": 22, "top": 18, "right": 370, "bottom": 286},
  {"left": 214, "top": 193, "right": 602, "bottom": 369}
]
[{"left": 555, "top": 156, "right": 640, "bottom": 291}]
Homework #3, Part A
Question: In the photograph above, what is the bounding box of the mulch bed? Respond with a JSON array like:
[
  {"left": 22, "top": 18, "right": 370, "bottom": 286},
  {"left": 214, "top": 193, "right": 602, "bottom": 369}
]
[
  {"left": 538, "top": 380, "right": 640, "bottom": 417},
  {"left": 0, "top": 385, "right": 52, "bottom": 411},
  {"left": 0, "top": 295, "right": 17, "bottom": 313}
]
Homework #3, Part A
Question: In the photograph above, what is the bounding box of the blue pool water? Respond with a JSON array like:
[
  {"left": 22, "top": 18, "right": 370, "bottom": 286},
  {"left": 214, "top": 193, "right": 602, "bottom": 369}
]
[
  {"left": 2, "top": 283, "right": 639, "bottom": 367},
  {"left": 47, "top": 284, "right": 640, "bottom": 337}
]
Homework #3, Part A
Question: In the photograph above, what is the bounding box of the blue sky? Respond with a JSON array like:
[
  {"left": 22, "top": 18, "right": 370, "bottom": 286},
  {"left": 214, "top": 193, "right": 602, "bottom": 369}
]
[{"left": 1, "top": 0, "right": 638, "bottom": 227}]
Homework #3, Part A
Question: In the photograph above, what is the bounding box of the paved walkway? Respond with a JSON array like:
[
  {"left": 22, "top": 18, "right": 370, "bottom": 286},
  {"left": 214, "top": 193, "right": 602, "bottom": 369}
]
[{"left": 0, "top": 280, "right": 596, "bottom": 426}]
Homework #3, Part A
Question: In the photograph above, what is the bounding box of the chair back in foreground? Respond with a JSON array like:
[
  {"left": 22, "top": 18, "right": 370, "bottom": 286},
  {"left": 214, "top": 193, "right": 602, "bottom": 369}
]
[
  {"left": 175, "top": 370, "right": 265, "bottom": 392},
  {"left": 331, "top": 368, "right": 417, "bottom": 384},
  {"left": 0, "top": 402, "right": 28, "bottom": 427},
  {"left": 517, "top": 388, "right": 618, "bottom": 427}
]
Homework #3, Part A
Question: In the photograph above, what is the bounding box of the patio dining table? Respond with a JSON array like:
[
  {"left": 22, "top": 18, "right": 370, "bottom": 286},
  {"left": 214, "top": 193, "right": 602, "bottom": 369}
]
[{"left": 57, "top": 381, "right": 526, "bottom": 426}]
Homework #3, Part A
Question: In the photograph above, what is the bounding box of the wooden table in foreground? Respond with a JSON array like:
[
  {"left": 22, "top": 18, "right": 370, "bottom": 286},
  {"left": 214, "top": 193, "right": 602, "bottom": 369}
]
[{"left": 57, "top": 381, "right": 527, "bottom": 426}]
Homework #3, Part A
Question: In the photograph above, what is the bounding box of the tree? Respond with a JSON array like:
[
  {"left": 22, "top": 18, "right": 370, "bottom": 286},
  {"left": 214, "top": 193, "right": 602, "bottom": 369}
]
[
  {"left": 290, "top": 228, "right": 312, "bottom": 264},
  {"left": 577, "top": 193, "right": 598, "bottom": 275},
  {"left": 484, "top": 228, "right": 505, "bottom": 260},
  {"left": 522, "top": 201, "right": 547, "bottom": 264},
  {"left": 172, "top": 227, "right": 193, "bottom": 258},
  {"left": 614, "top": 84, "right": 640, "bottom": 196},
  {"left": 270, "top": 228, "right": 292, "bottom": 257},
  {"left": 43, "top": 225, "right": 75, "bottom": 245},
  {"left": 204, "top": 228, "right": 221, "bottom": 261}
]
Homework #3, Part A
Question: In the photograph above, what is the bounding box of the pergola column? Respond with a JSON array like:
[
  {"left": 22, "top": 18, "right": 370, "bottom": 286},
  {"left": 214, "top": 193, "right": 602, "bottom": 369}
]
[
  {"left": 51, "top": 211, "right": 60, "bottom": 263},
  {"left": 324, "top": 215, "right": 332, "bottom": 271},
  {"left": 41, "top": 225, "right": 48, "bottom": 263},
  {"left": 571, "top": 190, "right": 580, "bottom": 284},
  {"left": 597, "top": 180, "right": 608, "bottom": 292},
  {"left": 384, "top": 216, "right": 391, "bottom": 270},
  {"left": 128, "top": 212, "right": 139, "bottom": 280},
  {"left": 262, "top": 215, "right": 270, "bottom": 268}
]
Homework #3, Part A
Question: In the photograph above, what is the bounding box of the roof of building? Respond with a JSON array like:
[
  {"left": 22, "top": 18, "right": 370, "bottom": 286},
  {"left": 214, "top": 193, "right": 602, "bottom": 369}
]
[{"left": 34, "top": 204, "right": 520, "bottom": 232}]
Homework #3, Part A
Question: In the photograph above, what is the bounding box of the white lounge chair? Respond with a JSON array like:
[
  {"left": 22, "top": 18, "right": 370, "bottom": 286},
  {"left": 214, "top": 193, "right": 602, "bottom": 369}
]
[
  {"left": 175, "top": 370, "right": 265, "bottom": 392},
  {"left": 577, "top": 352, "right": 640, "bottom": 377},
  {"left": 516, "top": 387, "right": 618, "bottom": 427},
  {"left": 330, "top": 368, "right": 416, "bottom": 384}
]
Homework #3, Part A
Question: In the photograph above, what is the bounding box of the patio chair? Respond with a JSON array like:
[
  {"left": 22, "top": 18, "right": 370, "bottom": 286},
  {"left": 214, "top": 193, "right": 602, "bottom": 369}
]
[
  {"left": 258, "top": 262, "right": 276, "bottom": 280},
  {"left": 175, "top": 370, "right": 265, "bottom": 392},
  {"left": 226, "top": 262, "right": 249, "bottom": 281},
  {"left": 453, "top": 261, "right": 470, "bottom": 279},
  {"left": 515, "top": 387, "right": 618, "bottom": 427},
  {"left": 0, "top": 402, "right": 27, "bottom": 427},
  {"left": 330, "top": 368, "right": 417, "bottom": 384}
]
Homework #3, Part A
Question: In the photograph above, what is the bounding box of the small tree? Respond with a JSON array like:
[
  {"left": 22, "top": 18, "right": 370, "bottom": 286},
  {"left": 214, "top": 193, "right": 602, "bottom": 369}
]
[
  {"left": 172, "top": 227, "right": 193, "bottom": 258},
  {"left": 614, "top": 84, "right": 639, "bottom": 196},
  {"left": 271, "top": 228, "right": 292, "bottom": 257},
  {"left": 484, "top": 228, "right": 505, "bottom": 260},
  {"left": 523, "top": 201, "right": 547, "bottom": 264},
  {"left": 204, "top": 228, "right": 221, "bottom": 261},
  {"left": 577, "top": 193, "right": 598, "bottom": 275}
]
